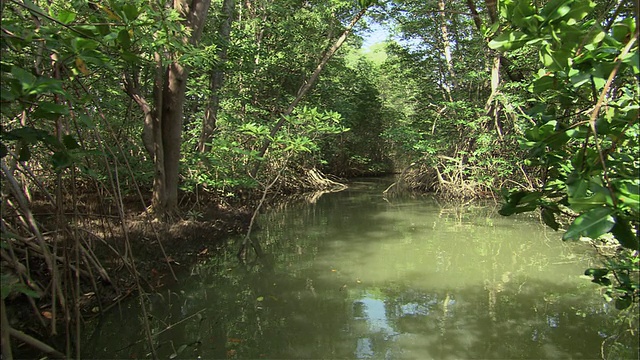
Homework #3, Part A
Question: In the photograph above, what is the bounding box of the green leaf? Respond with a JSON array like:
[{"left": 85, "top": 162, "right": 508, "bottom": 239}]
[
  {"left": 611, "top": 18, "right": 634, "bottom": 43},
  {"left": 57, "top": 9, "right": 77, "bottom": 24},
  {"left": 541, "top": 208, "right": 560, "bottom": 230},
  {"left": 489, "top": 31, "right": 530, "bottom": 51},
  {"left": 610, "top": 218, "right": 639, "bottom": 250},
  {"left": 122, "top": 4, "right": 139, "bottom": 21},
  {"left": 568, "top": 181, "right": 613, "bottom": 211},
  {"left": 118, "top": 29, "right": 131, "bottom": 50},
  {"left": 78, "top": 114, "right": 97, "bottom": 129},
  {"left": 532, "top": 75, "right": 557, "bottom": 93},
  {"left": 566, "top": 175, "right": 589, "bottom": 199},
  {"left": 30, "top": 78, "right": 66, "bottom": 96},
  {"left": 540, "top": 0, "right": 573, "bottom": 22},
  {"left": 1, "top": 274, "right": 40, "bottom": 300},
  {"left": 539, "top": 46, "right": 571, "bottom": 71},
  {"left": 569, "top": 192, "right": 611, "bottom": 212},
  {"left": 11, "top": 66, "right": 36, "bottom": 91},
  {"left": 562, "top": 207, "right": 615, "bottom": 241},
  {"left": 499, "top": 190, "right": 540, "bottom": 216},
  {"left": 483, "top": 22, "right": 501, "bottom": 38},
  {"left": 616, "top": 181, "right": 639, "bottom": 211},
  {"left": 564, "top": 0, "right": 595, "bottom": 23},
  {"left": 32, "top": 102, "right": 69, "bottom": 120},
  {"left": 621, "top": 51, "right": 639, "bottom": 75},
  {"left": 569, "top": 72, "right": 591, "bottom": 88},
  {"left": 615, "top": 295, "right": 632, "bottom": 310},
  {"left": 584, "top": 267, "right": 608, "bottom": 278},
  {"left": 512, "top": 1, "right": 537, "bottom": 29},
  {"left": 62, "top": 135, "right": 80, "bottom": 150},
  {"left": 74, "top": 38, "right": 100, "bottom": 52},
  {"left": 96, "top": 24, "right": 111, "bottom": 36},
  {"left": 357, "top": 0, "right": 376, "bottom": 9},
  {"left": 21, "top": 0, "right": 45, "bottom": 15},
  {"left": 5, "top": 127, "right": 49, "bottom": 143},
  {"left": 584, "top": 268, "right": 612, "bottom": 286},
  {"left": 51, "top": 151, "right": 73, "bottom": 170},
  {"left": 593, "top": 276, "right": 612, "bottom": 286}
]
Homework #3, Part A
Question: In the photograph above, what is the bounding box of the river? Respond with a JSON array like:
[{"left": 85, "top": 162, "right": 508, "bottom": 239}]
[{"left": 84, "top": 178, "right": 634, "bottom": 359}]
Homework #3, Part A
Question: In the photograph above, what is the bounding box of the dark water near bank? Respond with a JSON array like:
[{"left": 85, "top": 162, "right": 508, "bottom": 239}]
[{"left": 85, "top": 178, "right": 635, "bottom": 359}]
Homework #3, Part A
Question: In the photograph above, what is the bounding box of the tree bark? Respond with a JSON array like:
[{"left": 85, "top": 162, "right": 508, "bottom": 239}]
[
  {"left": 483, "top": 0, "right": 501, "bottom": 112},
  {"left": 486, "top": 54, "right": 500, "bottom": 108},
  {"left": 151, "top": 52, "right": 166, "bottom": 210},
  {"left": 438, "top": 0, "right": 456, "bottom": 99},
  {"left": 250, "top": 6, "right": 368, "bottom": 177},
  {"left": 161, "top": 62, "right": 188, "bottom": 210},
  {"left": 124, "top": 0, "right": 211, "bottom": 216},
  {"left": 466, "top": 0, "right": 523, "bottom": 83}
]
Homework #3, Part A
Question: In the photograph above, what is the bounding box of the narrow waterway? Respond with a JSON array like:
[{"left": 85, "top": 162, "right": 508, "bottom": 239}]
[{"left": 85, "top": 178, "right": 630, "bottom": 359}]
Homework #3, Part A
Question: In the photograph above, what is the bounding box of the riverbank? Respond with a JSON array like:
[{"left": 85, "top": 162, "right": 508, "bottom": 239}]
[
  {"left": 3, "top": 167, "right": 355, "bottom": 358},
  {"left": 3, "top": 190, "right": 255, "bottom": 358}
]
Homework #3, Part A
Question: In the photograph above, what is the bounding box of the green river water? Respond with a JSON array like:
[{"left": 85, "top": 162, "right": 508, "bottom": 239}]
[{"left": 84, "top": 178, "right": 636, "bottom": 359}]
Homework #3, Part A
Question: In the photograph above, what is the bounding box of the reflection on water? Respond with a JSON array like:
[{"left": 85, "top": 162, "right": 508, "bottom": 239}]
[{"left": 84, "top": 178, "right": 637, "bottom": 359}]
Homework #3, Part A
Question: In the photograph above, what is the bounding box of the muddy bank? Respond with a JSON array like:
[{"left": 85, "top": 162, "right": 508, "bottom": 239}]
[{"left": 2, "top": 192, "right": 254, "bottom": 358}]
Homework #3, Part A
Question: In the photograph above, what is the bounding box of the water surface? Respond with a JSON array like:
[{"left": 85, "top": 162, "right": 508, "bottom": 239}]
[{"left": 86, "top": 178, "right": 627, "bottom": 359}]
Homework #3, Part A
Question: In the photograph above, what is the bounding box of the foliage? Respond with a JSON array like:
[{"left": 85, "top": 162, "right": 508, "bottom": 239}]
[
  {"left": 492, "top": 0, "right": 638, "bottom": 308},
  {"left": 314, "top": 55, "right": 395, "bottom": 176},
  {"left": 373, "top": 0, "right": 539, "bottom": 197}
]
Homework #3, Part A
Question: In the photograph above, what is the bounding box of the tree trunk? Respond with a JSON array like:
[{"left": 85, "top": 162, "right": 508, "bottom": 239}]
[
  {"left": 482, "top": 0, "right": 501, "bottom": 112},
  {"left": 161, "top": 62, "right": 188, "bottom": 210},
  {"left": 486, "top": 53, "right": 500, "bottom": 108},
  {"left": 124, "top": 0, "right": 211, "bottom": 217},
  {"left": 438, "top": 0, "right": 456, "bottom": 99},
  {"left": 250, "top": 6, "right": 368, "bottom": 177},
  {"left": 199, "top": 0, "right": 235, "bottom": 153},
  {"left": 466, "top": 0, "right": 522, "bottom": 83},
  {"left": 151, "top": 52, "right": 166, "bottom": 210}
]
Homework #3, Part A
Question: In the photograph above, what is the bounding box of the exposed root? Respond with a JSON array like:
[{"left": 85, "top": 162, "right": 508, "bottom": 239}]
[
  {"left": 275, "top": 166, "right": 347, "bottom": 193},
  {"left": 384, "top": 156, "right": 492, "bottom": 200},
  {"left": 1, "top": 157, "right": 248, "bottom": 358},
  {"left": 304, "top": 168, "right": 348, "bottom": 191}
]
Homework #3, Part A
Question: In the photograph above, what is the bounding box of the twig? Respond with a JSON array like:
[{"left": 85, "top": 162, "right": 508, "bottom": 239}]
[
  {"left": 152, "top": 309, "right": 207, "bottom": 338},
  {"left": 587, "top": 29, "right": 638, "bottom": 208},
  {"left": 8, "top": 327, "right": 65, "bottom": 358},
  {"left": 1, "top": 162, "right": 55, "bottom": 274},
  {"left": 238, "top": 161, "right": 288, "bottom": 259}
]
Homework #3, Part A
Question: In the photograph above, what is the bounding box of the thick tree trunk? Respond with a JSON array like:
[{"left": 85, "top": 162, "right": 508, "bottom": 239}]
[
  {"left": 159, "top": 0, "right": 210, "bottom": 212},
  {"left": 250, "top": 7, "right": 368, "bottom": 177},
  {"left": 125, "top": 0, "right": 211, "bottom": 217},
  {"left": 161, "top": 62, "right": 189, "bottom": 210},
  {"left": 199, "top": 0, "right": 235, "bottom": 153}
]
